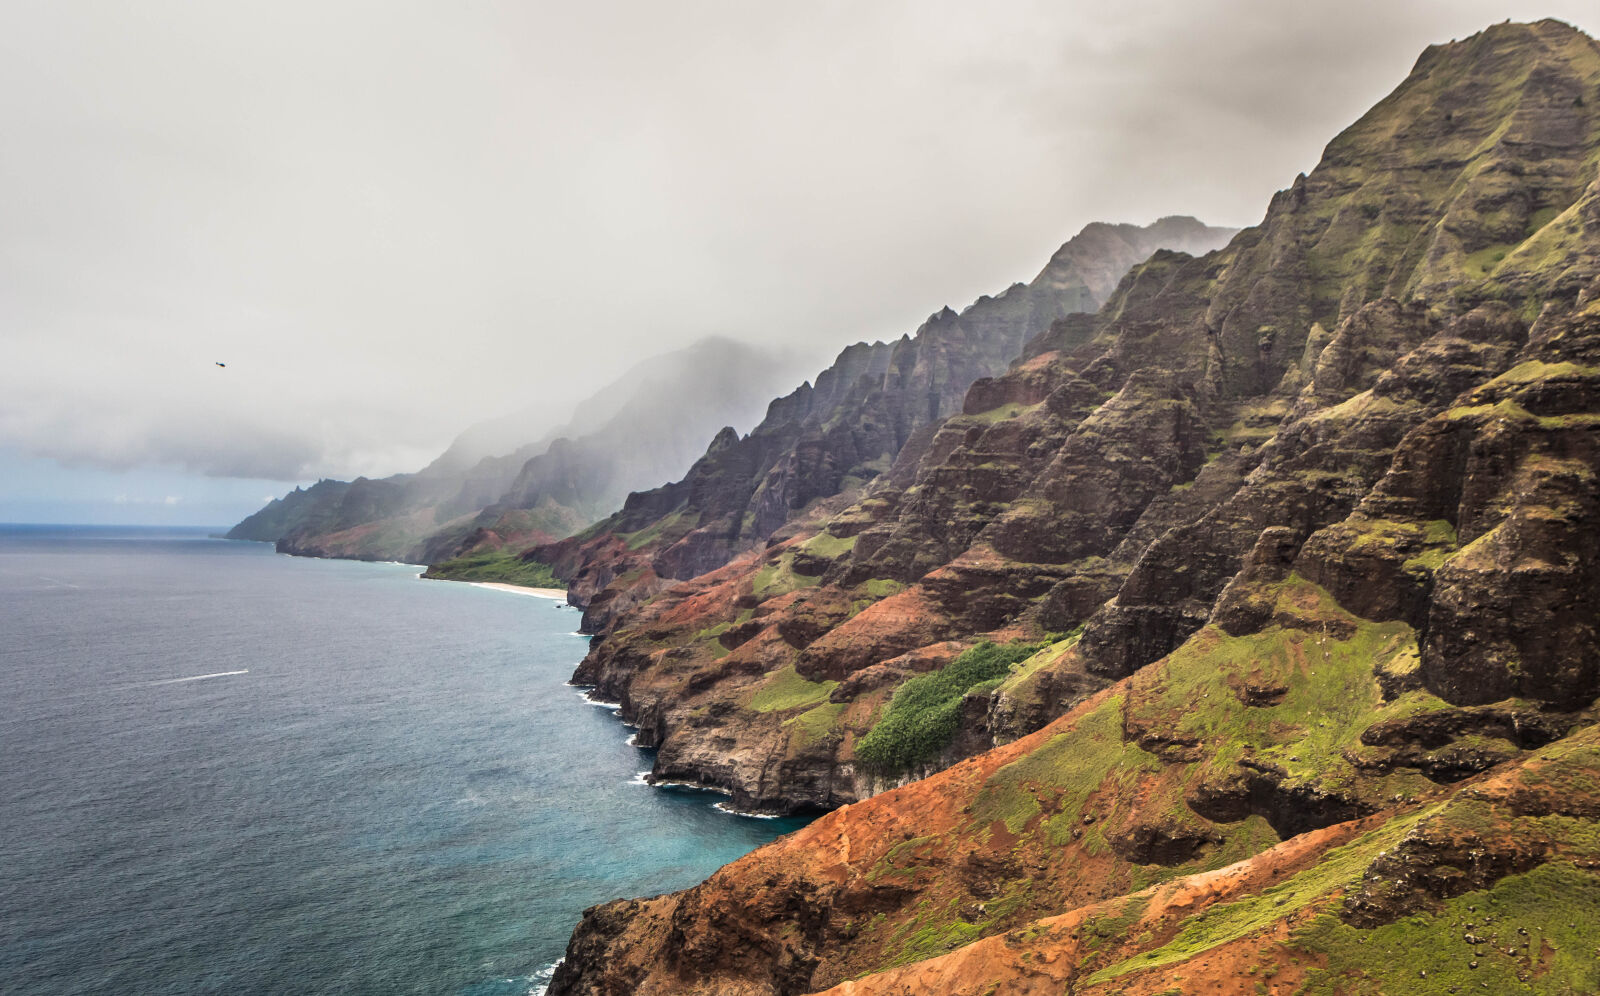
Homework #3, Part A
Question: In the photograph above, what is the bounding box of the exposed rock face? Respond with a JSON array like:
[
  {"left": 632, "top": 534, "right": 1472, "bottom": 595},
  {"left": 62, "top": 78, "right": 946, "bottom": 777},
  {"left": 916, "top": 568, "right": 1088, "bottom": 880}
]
[
  {"left": 537, "top": 217, "right": 1236, "bottom": 630},
  {"left": 549, "top": 20, "right": 1600, "bottom": 996}
]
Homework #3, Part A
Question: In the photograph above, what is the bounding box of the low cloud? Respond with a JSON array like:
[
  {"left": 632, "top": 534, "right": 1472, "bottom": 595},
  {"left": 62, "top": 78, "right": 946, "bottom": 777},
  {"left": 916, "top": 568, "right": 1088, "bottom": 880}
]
[
  {"left": 110, "top": 493, "right": 183, "bottom": 506},
  {"left": 2, "top": 1, "right": 1594, "bottom": 486}
]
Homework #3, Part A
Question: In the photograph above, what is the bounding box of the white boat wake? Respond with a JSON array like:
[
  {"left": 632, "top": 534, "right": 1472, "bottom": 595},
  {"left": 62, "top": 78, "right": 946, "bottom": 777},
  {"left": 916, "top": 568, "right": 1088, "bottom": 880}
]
[{"left": 148, "top": 669, "right": 249, "bottom": 685}]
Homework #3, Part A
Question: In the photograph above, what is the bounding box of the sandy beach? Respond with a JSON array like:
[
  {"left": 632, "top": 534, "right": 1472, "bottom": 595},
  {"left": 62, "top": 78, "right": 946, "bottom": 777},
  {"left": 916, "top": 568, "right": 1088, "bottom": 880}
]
[{"left": 467, "top": 582, "right": 567, "bottom": 600}]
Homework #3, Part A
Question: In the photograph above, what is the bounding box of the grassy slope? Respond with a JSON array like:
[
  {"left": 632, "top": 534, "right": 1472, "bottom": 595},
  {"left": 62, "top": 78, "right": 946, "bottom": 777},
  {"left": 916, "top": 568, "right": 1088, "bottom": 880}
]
[{"left": 422, "top": 549, "right": 562, "bottom": 588}]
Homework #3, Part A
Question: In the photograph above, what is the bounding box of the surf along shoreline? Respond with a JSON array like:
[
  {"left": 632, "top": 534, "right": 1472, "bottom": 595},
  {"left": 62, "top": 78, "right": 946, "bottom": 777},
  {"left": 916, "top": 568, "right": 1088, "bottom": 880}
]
[{"left": 462, "top": 581, "right": 568, "bottom": 600}]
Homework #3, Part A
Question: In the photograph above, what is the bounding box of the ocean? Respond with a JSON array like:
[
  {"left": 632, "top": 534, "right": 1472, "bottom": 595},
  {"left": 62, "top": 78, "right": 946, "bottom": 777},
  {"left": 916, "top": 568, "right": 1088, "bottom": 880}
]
[{"left": 0, "top": 525, "right": 807, "bottom": 995}]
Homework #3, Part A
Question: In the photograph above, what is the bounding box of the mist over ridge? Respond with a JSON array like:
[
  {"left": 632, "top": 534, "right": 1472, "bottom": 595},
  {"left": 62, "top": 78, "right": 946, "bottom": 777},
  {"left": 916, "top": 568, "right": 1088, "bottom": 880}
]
[{"left": 5, "top": 1, "right": 1597, "bottom": 520}]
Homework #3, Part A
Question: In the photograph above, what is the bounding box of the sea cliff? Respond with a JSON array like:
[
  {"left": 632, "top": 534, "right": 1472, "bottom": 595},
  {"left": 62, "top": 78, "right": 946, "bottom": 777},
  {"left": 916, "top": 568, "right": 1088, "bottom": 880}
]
[{"left": 547, "top": 20, "right": 1600, "bottom": 995}]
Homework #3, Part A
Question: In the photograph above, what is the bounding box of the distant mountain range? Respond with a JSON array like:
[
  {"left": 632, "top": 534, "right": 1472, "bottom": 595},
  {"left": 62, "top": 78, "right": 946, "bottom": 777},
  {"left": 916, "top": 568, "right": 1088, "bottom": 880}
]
[
  {"left": 226, "top": 336, "right": 808, "bottom": 563},
  {"left": 228, "top": 217, "right": 1236, "bottom": 576}
]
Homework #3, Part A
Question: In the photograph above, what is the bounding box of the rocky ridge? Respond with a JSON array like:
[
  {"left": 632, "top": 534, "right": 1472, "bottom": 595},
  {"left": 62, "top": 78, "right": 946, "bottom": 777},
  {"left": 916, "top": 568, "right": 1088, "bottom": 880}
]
[
  {"left": 534, "top": 217, "right": 1236, "bottom": 632},
  {"left": 549, "top": 20, "right": 1600, "bottom": 996}
]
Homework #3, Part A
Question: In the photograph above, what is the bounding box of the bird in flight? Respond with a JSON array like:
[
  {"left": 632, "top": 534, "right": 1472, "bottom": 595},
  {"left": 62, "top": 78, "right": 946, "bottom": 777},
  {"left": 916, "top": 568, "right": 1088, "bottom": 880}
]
[{"left": 215, "top": 362, "right": 226, "bottom": 368}]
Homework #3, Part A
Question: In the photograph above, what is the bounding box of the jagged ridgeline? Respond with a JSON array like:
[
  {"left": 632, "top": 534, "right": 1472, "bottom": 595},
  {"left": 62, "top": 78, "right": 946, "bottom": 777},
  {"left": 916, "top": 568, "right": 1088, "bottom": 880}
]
[
  {"left": 534, "top": 217, "right": 1236, "bottom": 626},
  {"left": 548, "top": 20, "right": 1600, "bottom": 996},
  {"left": 228, "top": 221, "right": 1232, "bottom": 570}
]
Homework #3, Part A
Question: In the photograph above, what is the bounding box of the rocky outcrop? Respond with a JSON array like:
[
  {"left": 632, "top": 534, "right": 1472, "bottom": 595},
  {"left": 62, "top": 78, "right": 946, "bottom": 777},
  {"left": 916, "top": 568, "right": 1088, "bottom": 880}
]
[{"left": 549, "top": 19, "right": 1600, "bottom": 996}]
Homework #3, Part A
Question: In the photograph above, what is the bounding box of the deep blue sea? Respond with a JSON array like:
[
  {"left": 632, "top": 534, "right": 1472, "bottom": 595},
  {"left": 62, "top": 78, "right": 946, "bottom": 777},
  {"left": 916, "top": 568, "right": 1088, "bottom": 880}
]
[{"left": 0, "top": 525, "right": 806, "bottom": 995}]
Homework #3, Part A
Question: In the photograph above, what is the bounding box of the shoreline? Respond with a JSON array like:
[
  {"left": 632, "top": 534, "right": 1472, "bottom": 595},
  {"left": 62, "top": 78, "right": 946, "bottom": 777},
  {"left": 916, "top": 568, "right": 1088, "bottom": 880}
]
[{"left": 464, "top": 581, "right": 568, "bottom": 600}]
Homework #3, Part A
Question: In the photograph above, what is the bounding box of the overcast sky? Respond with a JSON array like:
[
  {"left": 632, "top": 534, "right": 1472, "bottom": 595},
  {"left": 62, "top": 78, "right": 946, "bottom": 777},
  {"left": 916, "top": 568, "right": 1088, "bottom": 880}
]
[{"left": 3, "top": 1, "right": 1596, "bottom": 524}]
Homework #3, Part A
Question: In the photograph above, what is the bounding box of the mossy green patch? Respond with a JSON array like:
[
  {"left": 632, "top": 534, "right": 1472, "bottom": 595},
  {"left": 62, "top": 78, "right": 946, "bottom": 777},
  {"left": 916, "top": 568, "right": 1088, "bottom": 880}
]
[
  {"left": 1462, "top": 241, "right": 1515, "bottom": 278},
  {"left": 1339, "top": 516, "right": 1458, "bottom": 574},
  {"left": 968, "top": 694, "right": 1161, "bottom": 837},
  {"left": 1090, "top": 805, "right": 1438, "bottom": 984},
  {"left": 857, "top": 640, "right": 1046, "bottom": 774},
  {"left": 1482, "top": 359, "right": 1600, "bottom": 388},
  {"left": 751, "top": 552, "right": 824, "bottom": 601},
  {"left": 1306, "top": 390, "right": 1406, "bottom": 426},
  {"left": 965, "top": 400, "right": 1043, "bottom": 425},
  {"left": 856, "top": 578, "right": 905, "bottom": 599},
  {"left": 1078, "top": 894, "right": 1152, "bottom": 971},
  {"left": 684, "top": 621, "right": 734, "bottom": 658},
  {"left": 617, "top": 506, "right": 693, "bottom": 551},
  {"left": 1295, "top": 862, "right": 1600, "bottom": 995},
  {"left": 798, "top": 530, "right": 857, "bottom": 559},
  {"left": 693, "top": 621, "right": 731, "bottom": 640},
  {"left": 749, "top": 664, "right": 837, "bottom": 713},
  {"left": 885, "top": 905, "right": 982, "bottom": 968},
  {"left": 1517, "top": 728, "right": 1600, "bottom": 797},
  {"left": 785, "top": 701, "right": 846, "bottom": 747},
  {"left": 1197, "top": 815, "right": 1282, "bottom": 873},
  {"left": 1441, "top": 397, "right": 1537, "bottom": 423},
  {"left": 879, "top": 879, "right": 1035, "bottom": 970},
  {"left": 994, "top": 630, "right": 1082, "bottom": 698},
  {"left": 868, "top": 834, "right": 937, "bottom": 883},
  {"left": 1127, "top": 579, "right": 1450, "bottom": 792}
]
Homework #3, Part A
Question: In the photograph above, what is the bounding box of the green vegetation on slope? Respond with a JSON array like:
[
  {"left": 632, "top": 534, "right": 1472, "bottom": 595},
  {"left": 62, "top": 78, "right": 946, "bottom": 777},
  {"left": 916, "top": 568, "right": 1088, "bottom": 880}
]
[
  {"left": 798, "top": 531, "right": 858, "bottom": 559},
  {"left": 968, "top": 693, "right": 1162, "bottom": 838},
  {"left": 880, "top": 879, "right": 1035, "bottom": 969},
  {"left": 750, "top": 665, "right": 838, "bottom": 713},
  {"left": 617, "top": 507, "right": 694, "bottom": 551},
  {"left": 993, "top": 629, "right": 1083, "bottom": 699},
  {"left": 423, "top": 549, "right": 562, "bottom": 588},
  {"left": 751, "top": 552, "right": 824, "bottom": 601},
  {"left": 786, "top": 702, "right": 847, "bottom": 746},
  {"left": 1296, "top": 863, "right": 1600, "bottom": 995},
  {"left": 857, "top": 640, "right": 1046, "bottom": 773},
  {"left": 1089, "top": 805, "right": 1438, "bottom": 984},
  {"left": 1127, "top": 577, "right": 1450, "bottom": 793}
]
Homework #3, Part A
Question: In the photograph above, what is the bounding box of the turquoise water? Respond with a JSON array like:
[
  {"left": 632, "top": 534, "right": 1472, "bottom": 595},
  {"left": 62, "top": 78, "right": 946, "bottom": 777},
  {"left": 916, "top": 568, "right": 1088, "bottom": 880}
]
[{"left": 0, "top": 526, "right": 806, "bottom": 995}]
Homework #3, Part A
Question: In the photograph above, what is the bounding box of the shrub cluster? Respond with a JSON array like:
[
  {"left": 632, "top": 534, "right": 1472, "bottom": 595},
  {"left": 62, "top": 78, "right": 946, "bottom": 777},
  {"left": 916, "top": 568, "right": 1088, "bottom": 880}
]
[{"left": 856, "top": 639, "right": 1045, "bottom": 774}]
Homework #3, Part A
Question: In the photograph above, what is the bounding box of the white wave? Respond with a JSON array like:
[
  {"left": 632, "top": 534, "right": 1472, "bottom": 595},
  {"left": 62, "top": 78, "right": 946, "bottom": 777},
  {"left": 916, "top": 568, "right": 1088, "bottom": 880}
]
[
  {"left": 651, "top": 780, "right": 721, "bottom": 793},
  {"left": 148, "top": 669, "right": 248, "bottom": 685},
  {"left": 713, "top": 801, "right": 781, "bottom": 820},
  {"left": 578, "top": 693, "right": 622, "bottom": 708},
  {"left": 527, "top": 959, "right": 563, "bottom": 996},
  {"left": 517, "top": 958, "right": 563, "bottom": 996},
  {"left": 626, "top": 770, "right": 653, "bottom": 786}
]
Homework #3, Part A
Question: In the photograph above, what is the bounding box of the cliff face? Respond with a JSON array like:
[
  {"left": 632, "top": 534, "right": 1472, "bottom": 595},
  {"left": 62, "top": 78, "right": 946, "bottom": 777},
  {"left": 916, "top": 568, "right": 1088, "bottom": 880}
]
[
  {"left": 535, "top": 216, "right": 1236, "bottom": 630},
  {"left": 549, "top": 20, "right": 1600, "bottom": 996},
  {"left": 225, "top": 337, "right": 801, "bottom": 563}
]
